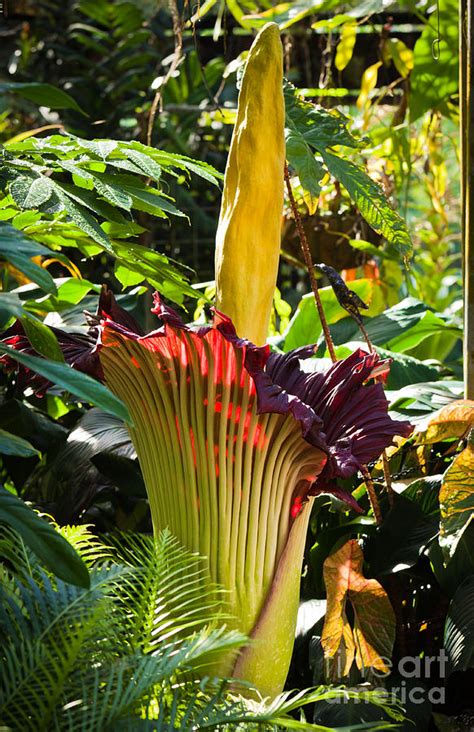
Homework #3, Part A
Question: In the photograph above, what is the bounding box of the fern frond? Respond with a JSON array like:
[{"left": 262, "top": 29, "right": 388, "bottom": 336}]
[
  {"left": 110, "top": 530, "right": 233, "bottom": 654},
  {"left": 57, "top": 523, "right": 112, "bottom": 567},
  {"left": 0, "top": 524, "right": 39, "bottom": 580}
]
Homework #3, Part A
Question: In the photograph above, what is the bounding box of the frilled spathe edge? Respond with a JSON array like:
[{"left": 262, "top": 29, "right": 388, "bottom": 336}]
[
  {"left": 102, "top": 292, "right": 413, "bottom": 483},
  {"left": 1, "top": 288, "right": 413, "bottom": 491}
]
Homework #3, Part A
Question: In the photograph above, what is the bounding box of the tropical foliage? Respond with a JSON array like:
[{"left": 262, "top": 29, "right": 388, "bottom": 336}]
[{"left": 0, "top": 0, "right": 471, "bottom": 729}]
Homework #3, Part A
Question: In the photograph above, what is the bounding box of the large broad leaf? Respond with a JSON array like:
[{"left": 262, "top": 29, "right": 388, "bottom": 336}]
[
  {"left": 372, "top": 346, "right": 441, "bottom": 390},
  {"left": 283, "top": 278, "right": 383, "bottom": 352},
  {"left": 0, "top": 223, "right": 56, "bottom": 294},
  {"left": 367, "top": 494, "right": 439, "bottom": 575},
  {"left": 0, "top": 429, "right": 39, "bottom": 458},
  {"left": 322, "top": 152, "right": 412, "bottom": 259},
  {"left": 444, "top": 575, "right": 474, "bottom": 674},
  {"left": 0, "top": 344, "right": 130, "bottom": 424},
  {"left": 410, "top": 0, "right": 459, "bottom": 121},
  {"left": 325, "top": 297, "right": 461, "bottom": 352},
  {"left": 415, "top": 400, "right": 474, "bottom": 445},
  {"left": 439, "top": 432, "right": 474, "bottom": 562},
  {"left": 321, "top": 540, "right": 396, "bottom": 680},
  {"left": 403, "top": 475, "right": 443, "bottom": 518},
  {"left": 0, "top": 82, "right": 84, "bottom": 113},
  {"left": 429, "top": 522, "right": 474, "bottom": 597},
  {"left": 388, "top": 380, "right": 464, "bottom": 423},
  {"left": 0, "top": 487, "right": 89, "bottom": 587},
  {"left": 334, "top": 343, "right": 441, "bottom": 390},
  {"left": 20, "top": 314, "right": 65, "bottom": 362}
]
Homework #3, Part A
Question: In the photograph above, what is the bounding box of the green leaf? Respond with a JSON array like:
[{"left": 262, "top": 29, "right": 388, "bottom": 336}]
[
  {"left": 326, "top": 298, "right": 460, "bottom": 352},
  {"left": 123, "top": 148, "right": 162, "bottom": 181},
  {"left": 0, "top": 344, "right": 131, "bottom": 424},
  {"left": 410, "top": 0, "right": 459, "bottom": 121},
  {"left": 112, "top": 240, "right": 196, "bottom": 304},
  {"left": 0, "top": 487, "right": 90, "bottom": 587},
  {"left": 372, "top": 346, "right": 441, "bottom": 390},
  {"left": 51, "top": 183, "right": 114, "bottom": 252},
  {"left": 283, "top": 278, "right": 382, "bottom": 352},
  {"left": 0, "top": 82, "right": 84, "bottom": 113},
  {"left": 439, "top": 434, "right": 474, "bottom": 562},
  {"left": 444, "top": 575, "right": 474, "bottom": 674},
  {"left": 21, "top": 177, "right": 54, "bottom": 209},
  {"left": 403, "top": 475, "right": 443, "bottom": 518},
  {"left": 114, "top": 263, "right": 145, "bottom": 287},
  {"left": 90, "top": 175, "right": 133, "bottom": 211},
  {"left": 0, "top": 223, "right": 56, "bottom": 294},
  {"left": 77, "top": 138, "right": 118, "bottom": 159},
  {"left": 285, "top": 131, "right": 324, "bottom": 197},
  {"left": 284, "top": 82, "right": 361, "bottom": 151},
  {"left": 0, "top": 293, "right": 29, "bottom": 324},
  {"left": 20, "top": 315, "right": 65, "bottom": 363},
  {"left": 0, "top": 430, "right": 39, "bottom": 458},
  {"left": 321, "top": 151, "right": 413, "bottom": 259}
]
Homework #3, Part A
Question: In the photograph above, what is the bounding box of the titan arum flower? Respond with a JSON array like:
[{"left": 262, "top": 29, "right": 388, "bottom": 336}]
[{"left": 1, "top": 23, "right": 412, "bottom": 697}]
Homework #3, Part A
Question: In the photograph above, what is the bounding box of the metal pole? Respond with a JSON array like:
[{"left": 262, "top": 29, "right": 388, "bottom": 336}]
[{"left": 461, "top": 0, "right": 474, "bottom": 398}]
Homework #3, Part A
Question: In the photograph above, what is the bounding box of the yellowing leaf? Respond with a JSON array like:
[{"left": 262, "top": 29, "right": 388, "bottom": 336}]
[
  {"left": 357, "top": 62, "right": 382, "bottom": 111},
  {"left": 415, "top": 400, "right": 474, "bottom": 445},
  {"left": 440, "top": 432, "right": 474, "bottom": 561},
  {"left": 335, "top": 22, "right": 357, "bottom": 72},
  {"left": 321, "top": 540, "right": 395, "bottom": 679},
  {"left": 389, "top": 39, "right": 414, "bottom": 78}
]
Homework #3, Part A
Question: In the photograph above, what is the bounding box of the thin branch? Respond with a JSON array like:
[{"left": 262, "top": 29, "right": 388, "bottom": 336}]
[
  {"left": 146, "top": 0, "right": 183, "bottom": 148},
  {"left": 284, "top": 163, "right": 337, "bottom": 362},
  {"left": 360, "top": 465, "right": 382, "bottom": 525}
]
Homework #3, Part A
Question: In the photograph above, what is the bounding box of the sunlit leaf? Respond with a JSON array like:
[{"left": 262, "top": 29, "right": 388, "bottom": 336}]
[
  {"left": 321, "top": 152, "right": 413, "bottom": 258},
  {"left": 322, "top": 540, "right": 396, "bottom": 678},
  {"left": 388, "top": 38, "right": 414, "bottom": 78},
  {"left": 335, "top": 22, "right": 357, "bottom": 71},
  {"left": 415, "top": 400, "right": 474, "bottom": 445},
  {"left": 439, "top": 432, "right": 474, "bottom": 562},
  {"left": 356, "top": 61, "right": 382, "bottom": 111},
  {"left": 444, "top": 575, "right": 474, "bottom": 673}
]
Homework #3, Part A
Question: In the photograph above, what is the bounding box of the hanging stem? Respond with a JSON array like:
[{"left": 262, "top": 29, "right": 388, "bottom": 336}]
[
  {"left": 354, "top": 316, "right": 393, "bottom": 505},
  {"left": 146, "top": 0, "right": 183, "bottom": 147},
  {"left": 360, "top": 465, "right": 382, "bottom": 525},
  {"left": 284, "top": 163, "right": 337, "bottom": 362},
  {"left": 357, "top": 319, "right": 374, "bottom": 353},
  {"left": 382, "top": 451, "right": 395, "bottom": 507}
]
